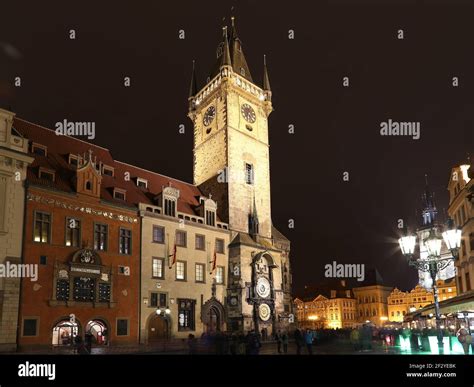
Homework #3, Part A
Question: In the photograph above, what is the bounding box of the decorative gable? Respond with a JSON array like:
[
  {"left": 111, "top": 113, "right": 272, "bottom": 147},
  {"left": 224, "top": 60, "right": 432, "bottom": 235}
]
[{"left": 75, "top": 150, "right": 102, "bottom": 198}]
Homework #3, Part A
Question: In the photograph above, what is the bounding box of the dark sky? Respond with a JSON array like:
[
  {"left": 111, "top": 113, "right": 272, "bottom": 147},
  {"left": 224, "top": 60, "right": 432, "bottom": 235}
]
[{"left": 1, "top": 0, "right": 473, "bottom": 294}]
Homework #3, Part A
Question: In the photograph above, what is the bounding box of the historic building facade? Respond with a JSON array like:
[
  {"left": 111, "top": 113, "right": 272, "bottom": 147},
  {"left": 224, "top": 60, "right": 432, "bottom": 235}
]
[
  {"left": 14, "top": 119, "right": 141, "bottom": 349},
  {"left": 0, "top": 109, "right": 33, "bottom": 351},
  {"left": 188, "top": 18, "right": 293, "bottom": 335},
  {"left": 447, "top": 163, "right": 473, "bottom": 295},
  {"left": 294, "top": 280, "right": 358, "bottom": 329},
  {"left": 387, "top": 280, "right": 457, "bottom": 323}
]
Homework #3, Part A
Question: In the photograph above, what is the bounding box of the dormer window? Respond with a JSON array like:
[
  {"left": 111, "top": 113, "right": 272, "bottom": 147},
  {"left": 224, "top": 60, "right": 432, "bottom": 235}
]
[
  {"left": 68, "top": 154, "right": 80, "bottom": 166},
  {"left": 164, "top": 198, "right": 176, "bottom": 217},
  {"left": 102, "top": 165, "right": 114, "bottom": 177},
  {"left": 205, "top": 210, "right": 216, "bottom": 227},
  {"left": 113, "top": 188, "right": 126, "bottom": 201},
  {"left": 137, "top": 178, "right": 148, "bottom": 189},
  {"left": 162, "top": 186, "right": 180, "bottom": 218},
  {"left": 32, "top": 143, "right": 47, "bottom": 156},
  {"left": 39, "top": 168, "right": 55, "bottom": 182}
]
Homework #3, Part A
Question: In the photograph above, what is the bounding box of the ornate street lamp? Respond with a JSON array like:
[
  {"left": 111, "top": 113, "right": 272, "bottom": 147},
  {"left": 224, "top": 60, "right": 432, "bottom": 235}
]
[{"left": 398, "top": 219, "right": 461, "bottom": 354}]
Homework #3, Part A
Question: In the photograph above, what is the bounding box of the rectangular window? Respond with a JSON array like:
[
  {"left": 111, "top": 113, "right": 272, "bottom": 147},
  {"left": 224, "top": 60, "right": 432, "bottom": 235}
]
[
  {"left": 176, "top": 261, "right": 186, "bottom": 281},
  {"left": 195, "top": 263, "right": 205, "bottom": 283},
  {"left": 34, "top": 211, "right": 51, "bottom": 243},
  {"left": 39, "top": 169, "right": 55, "bottom": 182},
  {"left": 65, "top": 218, "right": 81, "bottom": 247},
  {"left": 164, "top": 198, "right": 176, "bottom": 217},
  {"left": 94, "top": 223, "right": 108, "bottom": 251},
  {"left": 56, "top": 279, "right": 69, "bottom": 301},
  {"left": 150, "top": 292, "right": 167, "bottom": 308},
  {"left": 117, "top": 319, "right": 129, "bottom": 336},
  {"left": 215, "top": 266, "right": 224, "bottom": 284},
  {"left": 98, "top": 283, "right": 111, "bottom": 303},
  {"left": 103, "top": 166, "right": 114, "bottom": 176},
  {"left": 152, "top": 258, "right": 164, "bottom": 279},
  {"left": 177, "top": 299, "right": 195, "bottom": 331},
  {"left": 22, "top": 318, "right": 38, "bottom": 336},
  {"left": 176, "top": 230, "right": 187, "bottom": 247},
  {"left": 195, "top": 234, "right": 205, "bottom": 250},
  {"left": 119, "top": 228, "right": 132, "bottom": 254},
  {"left": 137, "top": 178, "right": 148, "bottom": 189},
  {"left": 466, "top": 272, "right": 471, "bottom": 292},
  {"left": 152, "top": 226, "right": 165, "bottom": 243},
  {"left": 113, "top": 189, "right": 126, "bottom": 201},
  {"left": 245, "top": 163, "right": 254, "bottom": 185},
  {"left": 215, "top": 238, "right": 225, "bottom": 254},
  {"left": 73, "top": 277, "right": 95, "bottom": 302},
  {"left": 32, "top": 143, "right": 47, "bottom": 156}
]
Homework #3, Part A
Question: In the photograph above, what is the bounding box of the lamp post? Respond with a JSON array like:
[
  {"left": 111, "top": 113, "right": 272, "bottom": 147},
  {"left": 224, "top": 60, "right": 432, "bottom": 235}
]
[{"left": 398, "top": 218, "right": 461, "bottom": 354}]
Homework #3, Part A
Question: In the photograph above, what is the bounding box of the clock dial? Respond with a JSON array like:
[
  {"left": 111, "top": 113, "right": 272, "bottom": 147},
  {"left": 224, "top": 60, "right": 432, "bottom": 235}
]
[
  {"left": 203, "top": 106, "right": 216, "bottom": 126},
  {"left": 259, "top": 303, "right": 271, "bottom": 321},
  {"left": 256, "top": 277, "right": 271, "bottom": 298},
  {"left": 241, "top": 103, "right": 256, "bottom": 123},
  {"left": 230, "top": 296, "right": 238, "bottom": 306}
]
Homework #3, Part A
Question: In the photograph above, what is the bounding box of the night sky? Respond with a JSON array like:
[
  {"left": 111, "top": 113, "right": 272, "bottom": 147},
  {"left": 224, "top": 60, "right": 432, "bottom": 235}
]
[{"left": 1, "top": 1, "right": 473, "bottom": 295}]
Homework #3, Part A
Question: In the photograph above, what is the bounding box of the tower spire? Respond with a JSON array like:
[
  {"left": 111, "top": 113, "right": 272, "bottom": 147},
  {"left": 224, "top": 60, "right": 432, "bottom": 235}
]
[
  {"left": 421, "top": 174, "right": 437, "bottom": 226},
  {"left": 188, "top": 60, "right": 198, "bottom": 99},
  {"left": 221, "top": 26, "right": 232, "bottom": 67},
  {"left": 263, "top": 54, "right": 271, "bottom": 92}
]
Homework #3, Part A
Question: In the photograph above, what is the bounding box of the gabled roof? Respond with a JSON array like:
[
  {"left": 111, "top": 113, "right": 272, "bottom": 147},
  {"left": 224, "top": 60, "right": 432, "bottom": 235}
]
[{"left": 13, "top": 117, "right": 206, "bottom": 216}]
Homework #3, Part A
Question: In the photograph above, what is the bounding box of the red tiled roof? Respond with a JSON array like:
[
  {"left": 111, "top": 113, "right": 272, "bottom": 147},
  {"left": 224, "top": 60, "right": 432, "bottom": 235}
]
[{"left": 13, "top": 117, "right": 205, "bottom": 216}]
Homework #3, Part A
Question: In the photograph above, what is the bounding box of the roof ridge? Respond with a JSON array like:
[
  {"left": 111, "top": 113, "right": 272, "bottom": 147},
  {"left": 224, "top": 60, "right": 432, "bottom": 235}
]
[
  {"left": 113, "top": 160, "right": 197, "bottom": 189},
  {"left": 14, "top": 117, "right": 111, "bottom": 152}
]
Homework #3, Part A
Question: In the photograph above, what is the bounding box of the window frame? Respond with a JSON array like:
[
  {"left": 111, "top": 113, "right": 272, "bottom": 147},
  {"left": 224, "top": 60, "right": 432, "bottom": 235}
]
[
  {"left": 195, "top": 263, "right": 205, "bottom": 283},
  {"left": 119, "top": 227, "right": 132, "bottom": 255},
  {"left": 65, "top": 217, "right": 81, "bottom": 247},
  {"left": 152, "top": 225, "right": 165, "bottom": 244},
  {"left": 175, "top": 260, "right": 187, "bottom": 281},
  {"left": 93, "top": 222, "right": 109, "bottom": 252},
  {"left": 215, "top": 238, "right": 225, "bottom": 254},
  {"left": 152, "top": 257, "right": 165, "bottom": 279},
  {"left": 175, "top": 230, "right": 187, "bottom": 247},
  {"left": 22, "top": 317, "right": 39, "bottom": 337},
  {"left": 116, "top": 318, "right": 130, "bottom": 336},
  {"left": 215, "top": 265, "right": 225, "bottom": 285},
  {"left": 195, "top": 234, "right": 205, "bottom": 251},
  {"left": 33, "top": 210, "right": 52, "bottom": 244}
]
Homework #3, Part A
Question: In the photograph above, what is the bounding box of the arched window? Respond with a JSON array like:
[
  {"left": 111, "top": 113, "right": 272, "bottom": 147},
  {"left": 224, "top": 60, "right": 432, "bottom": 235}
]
[{"left": 85, "top": 181, "right": 92, "bottom": 190}]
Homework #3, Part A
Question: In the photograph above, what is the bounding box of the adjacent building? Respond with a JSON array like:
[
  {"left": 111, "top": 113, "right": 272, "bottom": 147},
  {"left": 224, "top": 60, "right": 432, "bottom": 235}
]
[
  {"left": 388, "top": 279, "right": 457, "bottom": 322},
  {"left": 0, "top": 109, "right": 33, "bottom": 351},
  {"left": 294, "top": 280, "right": 358, "bottom": 329}
]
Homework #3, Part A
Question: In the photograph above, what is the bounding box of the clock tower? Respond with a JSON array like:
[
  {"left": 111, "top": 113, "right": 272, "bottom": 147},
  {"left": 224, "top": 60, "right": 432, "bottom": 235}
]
[{"left": 188, "top": 17, "right": 293, "bottom": 335}]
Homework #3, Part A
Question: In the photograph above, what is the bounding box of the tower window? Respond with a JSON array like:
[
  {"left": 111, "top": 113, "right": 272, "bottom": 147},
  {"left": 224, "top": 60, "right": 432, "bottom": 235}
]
[
  {"left": 245, "top": 163, "right": 254, "bottom": 185},
  {"left": 205, "top": 210, "right": 216, "bottom": 227}
]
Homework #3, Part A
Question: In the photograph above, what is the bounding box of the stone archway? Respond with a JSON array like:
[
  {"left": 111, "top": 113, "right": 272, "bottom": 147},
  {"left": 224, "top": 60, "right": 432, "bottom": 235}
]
[{"left": 201, "top": 298, "right": 225, "bottom": 333}]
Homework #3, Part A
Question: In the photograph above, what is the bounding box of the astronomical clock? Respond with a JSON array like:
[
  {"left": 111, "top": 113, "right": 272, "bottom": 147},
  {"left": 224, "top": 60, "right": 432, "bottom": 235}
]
[{"left": 251, "top": 254, "right": 275, "bottom": 331}]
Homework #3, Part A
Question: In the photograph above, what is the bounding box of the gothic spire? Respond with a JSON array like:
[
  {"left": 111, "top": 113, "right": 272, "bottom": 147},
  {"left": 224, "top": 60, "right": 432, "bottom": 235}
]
[
  {"left": 421, "top": 174, "right": 437, "bottom": 226},
  {"left": 263, "top": 55, "right": 271, "bottom": 92},
  {"left": 229, "top": 16, "right": 253, "bottom": 82},
  {"left": 221, "top": 26, "right": 232, "bottom": 67},
  {"left": 188, "top": 60, "right": 198, "bottom": 99}
]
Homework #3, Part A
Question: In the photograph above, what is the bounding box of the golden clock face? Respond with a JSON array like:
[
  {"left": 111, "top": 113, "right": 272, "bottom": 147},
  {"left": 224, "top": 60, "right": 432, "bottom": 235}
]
[
  {"left": 259, "top": 303, "right": 271, "bottom": 321},
  {"left": 203, "top": 106, "right": 216, "bottom": 126},
  {"left": 241, "top": 103, "right": 256, "bottom": 123}
]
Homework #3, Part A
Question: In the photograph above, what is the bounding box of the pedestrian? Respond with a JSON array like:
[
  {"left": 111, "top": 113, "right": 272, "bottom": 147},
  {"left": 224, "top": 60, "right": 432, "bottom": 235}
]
[
  {"left": 282, "top": 331, "right": 289, "bottom": 354},
  {"left": 275, "top": 330, "right": 282, "bottom": 354},
  {"left": 304, "top": 329, "right": 313, "bottom": 355},
  {"left": 247, "top": 330, "right": 261, "bottom": 355},
  {"left": 294, "top": 328, "right": 304, "bottom": 355},
  {"left": 457, "top": 327, "right": 471, "bottom": 354},
  {"left": 350, "top": 328, "right": 360, "bottom": 351},
  {"left": 187, "top": 334, "right": 197, "bottom": 355}
]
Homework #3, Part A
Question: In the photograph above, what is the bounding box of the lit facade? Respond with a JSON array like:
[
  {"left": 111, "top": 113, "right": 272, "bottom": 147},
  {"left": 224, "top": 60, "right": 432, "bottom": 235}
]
[{"left": 353, "top": 285, "right": 392, "bottom": 325}]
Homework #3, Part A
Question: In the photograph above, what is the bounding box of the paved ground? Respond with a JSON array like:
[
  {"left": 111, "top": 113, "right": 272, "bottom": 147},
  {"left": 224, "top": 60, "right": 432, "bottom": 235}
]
[{"left": 18, "top": 339, "right": 433, "bottom": 355}]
